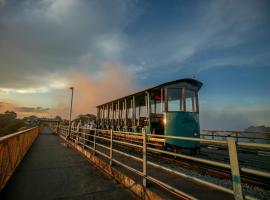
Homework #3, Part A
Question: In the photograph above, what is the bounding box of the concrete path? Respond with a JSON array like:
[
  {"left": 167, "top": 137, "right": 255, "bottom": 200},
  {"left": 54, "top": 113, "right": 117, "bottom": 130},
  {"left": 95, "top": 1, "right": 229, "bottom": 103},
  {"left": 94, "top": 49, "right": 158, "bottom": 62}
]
[{"left": 0, "top": 127, "right": 133, "bottom": 200}]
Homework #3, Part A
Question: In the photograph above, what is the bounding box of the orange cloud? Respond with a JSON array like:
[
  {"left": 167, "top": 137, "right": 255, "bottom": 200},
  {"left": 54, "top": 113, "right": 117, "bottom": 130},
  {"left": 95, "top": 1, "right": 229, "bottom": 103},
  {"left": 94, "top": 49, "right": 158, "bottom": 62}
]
[
  {"left": 0, "top": 101, "right": 51, "bottom": 118},
  {"left": 54, "top": 62, "right": 137, "bottom": 119}
]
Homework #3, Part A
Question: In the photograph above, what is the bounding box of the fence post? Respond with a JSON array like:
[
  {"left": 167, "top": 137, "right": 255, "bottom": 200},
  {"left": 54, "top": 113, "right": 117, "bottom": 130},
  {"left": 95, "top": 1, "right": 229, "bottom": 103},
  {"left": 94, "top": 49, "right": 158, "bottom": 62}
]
[
  {"left": 236, "top": 132, "right": 239, "bottom": 143},
  {"left": 110, "top": 129, "right": 113, "bottom": 166},
  {"left": 142, "top": 128, "right": 147, "bottom": 187},
  {"left": 93, "top": 128, "right": 96, "bottom": 155},
  {"left": 227, "top": 137, "right": 243, "bottom": 200},
  {"left": 83, "top": 127, "right": 86, "bottom": 149}
]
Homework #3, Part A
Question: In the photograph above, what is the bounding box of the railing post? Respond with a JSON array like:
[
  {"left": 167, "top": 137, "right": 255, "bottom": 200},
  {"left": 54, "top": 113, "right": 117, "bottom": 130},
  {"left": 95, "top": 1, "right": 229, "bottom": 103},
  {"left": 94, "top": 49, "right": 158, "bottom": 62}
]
[
  {"left": 76, "top": 128, "right": 79, "bottom": 144},
  {"left": 227, "top": 137, "right": 243, "bottom": 200},
  {"left": 93, "top": 128, "right": 96, "bottom": 155},
  {"left": 110, "top": 129, "right": 113, "bottom": 166},
  {"left": 142, "top": 128, "right": 147, "bottom": 187},
  {"left": 83, "top": 127, "right": 86, "bottom": 149},
  {"left": 67, "top": 126, "right": 71, "bottom": 140}
]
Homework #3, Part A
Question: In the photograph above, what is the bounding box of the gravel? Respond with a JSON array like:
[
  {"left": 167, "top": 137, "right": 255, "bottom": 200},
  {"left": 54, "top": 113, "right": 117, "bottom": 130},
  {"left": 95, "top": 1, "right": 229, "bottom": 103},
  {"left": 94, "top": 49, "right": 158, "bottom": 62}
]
[
  {"left": 115, "top": 144, "right": 270, "bottom": 199},
  {"left": 150, "top": 156, "right": 270, "bottom": 200}
]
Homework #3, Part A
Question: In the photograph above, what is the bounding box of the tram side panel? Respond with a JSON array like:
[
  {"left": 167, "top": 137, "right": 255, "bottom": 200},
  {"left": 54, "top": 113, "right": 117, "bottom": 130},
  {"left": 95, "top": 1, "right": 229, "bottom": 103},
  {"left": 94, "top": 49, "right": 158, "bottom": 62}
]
[{"left": 165, "top": 112, "right": 200, "bottom": 149}]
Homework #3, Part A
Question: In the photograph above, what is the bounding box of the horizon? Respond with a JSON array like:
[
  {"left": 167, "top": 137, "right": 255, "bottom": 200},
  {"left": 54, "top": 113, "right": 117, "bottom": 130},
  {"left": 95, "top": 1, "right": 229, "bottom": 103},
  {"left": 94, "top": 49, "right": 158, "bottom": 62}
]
[{"left": 0, "top": 0, "right": 270, "bottom": 130}]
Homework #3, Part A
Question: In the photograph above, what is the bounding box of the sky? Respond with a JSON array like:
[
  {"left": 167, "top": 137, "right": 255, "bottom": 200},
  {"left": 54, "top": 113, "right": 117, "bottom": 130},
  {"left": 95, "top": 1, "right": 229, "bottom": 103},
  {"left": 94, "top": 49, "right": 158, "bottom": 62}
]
[{"left": 0, "top": 0, "right": 270, "bottom": 130}]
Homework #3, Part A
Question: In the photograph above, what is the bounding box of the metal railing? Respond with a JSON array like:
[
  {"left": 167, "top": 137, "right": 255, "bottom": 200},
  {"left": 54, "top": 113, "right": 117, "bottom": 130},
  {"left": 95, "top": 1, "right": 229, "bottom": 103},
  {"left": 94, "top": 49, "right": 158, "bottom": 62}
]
[
  {"left": 201, "top": 130, "right": 270, "bottom": 144},
  {"left": 0, "top": 127, "right": 39, "bottom": 190},
  {"left": 56, "top": 125, "right": 270, "bottom": 200}
]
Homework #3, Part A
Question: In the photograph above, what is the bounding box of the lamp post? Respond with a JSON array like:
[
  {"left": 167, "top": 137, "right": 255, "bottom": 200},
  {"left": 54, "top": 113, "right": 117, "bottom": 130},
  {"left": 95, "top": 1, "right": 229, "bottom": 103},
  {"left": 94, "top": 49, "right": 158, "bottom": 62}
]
[{"left": 68, "top": 87, "right": 74, "bottom": 139}]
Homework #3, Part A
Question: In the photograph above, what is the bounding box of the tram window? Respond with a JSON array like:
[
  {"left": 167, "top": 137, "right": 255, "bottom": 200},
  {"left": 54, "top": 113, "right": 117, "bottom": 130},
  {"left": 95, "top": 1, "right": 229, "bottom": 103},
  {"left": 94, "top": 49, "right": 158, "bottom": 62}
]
[
  {"left": 140, "top": 106, "right": 147, "bottom": 117},
  {"left": 151, "top": 101, "right": 161, "bottom": 114},
  {"left": 156, "top": 101, "right": 162, "bottom": 114},
  {"left": 121, "top": 109, "right": 125, "bottom": 119},
  {"left": 129, "top": 108, "right": 133, "bottom": 119},
  {"left": 151, "top": 103, "right": 155, "bottom": 113},
  {"left": 167, "top": 88, "right": 182, "bottom": 111},
  {"left": 110, "top": 108, "right": 113, "bottom": 119},
  {"left": 185, "top": 89, "right": 197, "bottom": 112}
]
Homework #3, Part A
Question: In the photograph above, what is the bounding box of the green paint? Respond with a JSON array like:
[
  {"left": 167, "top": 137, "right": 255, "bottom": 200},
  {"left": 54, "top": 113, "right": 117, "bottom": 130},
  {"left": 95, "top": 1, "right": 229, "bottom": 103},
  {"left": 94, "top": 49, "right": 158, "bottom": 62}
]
[
  {"left": 232, "top": 175, "right": 241, "bottom": 184},
  {"left": 165, "top": 112, "right": 200, "bottom": 148}
]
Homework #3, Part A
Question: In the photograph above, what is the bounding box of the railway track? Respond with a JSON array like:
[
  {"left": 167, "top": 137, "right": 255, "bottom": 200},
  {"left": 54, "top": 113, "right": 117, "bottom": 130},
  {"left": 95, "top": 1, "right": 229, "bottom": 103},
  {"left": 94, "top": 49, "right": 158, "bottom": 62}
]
[
  {"left": 162, "top": 152, "right": 270, "bottom": 189},
  {"left": 85, "top": 130, "right": 270, "bottom": 190}
]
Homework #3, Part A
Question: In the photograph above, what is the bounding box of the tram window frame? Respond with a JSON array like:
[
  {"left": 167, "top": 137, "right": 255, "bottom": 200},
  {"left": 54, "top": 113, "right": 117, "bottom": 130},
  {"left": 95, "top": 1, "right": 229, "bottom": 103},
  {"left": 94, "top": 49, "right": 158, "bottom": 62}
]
[
  {"left": 167, "top": 88, "right": 183, "bottom": 112},
  {"left": 165, "top": 87, "right": 198, "bottom": 113},
  {"left": 185, "top": 89, "right": 198, "bottom": 113}
]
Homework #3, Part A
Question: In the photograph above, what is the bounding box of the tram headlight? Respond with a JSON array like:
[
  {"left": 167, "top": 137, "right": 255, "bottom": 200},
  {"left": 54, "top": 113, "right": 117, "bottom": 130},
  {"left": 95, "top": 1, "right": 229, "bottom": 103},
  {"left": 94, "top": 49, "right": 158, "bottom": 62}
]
[{"left": 163, "top": 118, "right": 166, "bottom": 125}]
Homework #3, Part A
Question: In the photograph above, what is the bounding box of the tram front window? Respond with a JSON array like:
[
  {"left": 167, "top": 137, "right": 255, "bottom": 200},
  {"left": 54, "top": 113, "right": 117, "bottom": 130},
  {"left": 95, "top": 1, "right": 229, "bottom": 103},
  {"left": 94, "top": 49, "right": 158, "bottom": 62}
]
[
  {"left": 167, "top": 88, "right": 198, "bottom": 112},
  {"left": 185, "top": 89, "right": 197, "bottom": 112},
  {"left": 167, "top": 88, "right": 182, "bottom": 111}
]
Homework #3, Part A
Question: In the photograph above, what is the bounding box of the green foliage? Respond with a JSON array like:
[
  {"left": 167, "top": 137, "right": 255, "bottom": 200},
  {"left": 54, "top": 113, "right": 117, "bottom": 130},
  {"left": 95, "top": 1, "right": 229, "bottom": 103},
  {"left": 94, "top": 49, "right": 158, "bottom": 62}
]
[
  {"left": 0, "top": 111, "right": 25, "bottom": 137},
  {"left": 55, "top": 116, "right": 62, "bottom": 122}
]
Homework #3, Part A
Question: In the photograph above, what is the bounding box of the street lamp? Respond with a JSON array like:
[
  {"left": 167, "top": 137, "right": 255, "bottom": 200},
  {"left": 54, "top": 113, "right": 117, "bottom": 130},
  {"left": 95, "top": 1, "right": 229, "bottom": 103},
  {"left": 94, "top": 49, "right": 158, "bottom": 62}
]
[{"left": 68, "top": 87, "right": 74, "bottom": 139}]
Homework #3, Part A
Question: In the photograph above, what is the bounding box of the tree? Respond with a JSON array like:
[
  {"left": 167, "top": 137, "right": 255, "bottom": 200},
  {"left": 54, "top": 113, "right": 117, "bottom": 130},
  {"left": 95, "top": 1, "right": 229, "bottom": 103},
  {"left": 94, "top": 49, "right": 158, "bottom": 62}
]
[
  {"left": 4, "top": 111, "right": 17, "bottom": 119},
  {"left": 0, "top": 111, "right": 25, "bottom": 137},
  {"left": 55, "top": 116, "right": 63, "bottom": 122}
]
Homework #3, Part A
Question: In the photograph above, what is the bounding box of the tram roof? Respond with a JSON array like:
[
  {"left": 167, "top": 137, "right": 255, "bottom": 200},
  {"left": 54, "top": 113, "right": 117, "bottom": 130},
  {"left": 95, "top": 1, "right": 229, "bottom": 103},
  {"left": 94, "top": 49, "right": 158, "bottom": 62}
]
[{"left": 97, "top": 78, "right": 202, "bottom": 107}]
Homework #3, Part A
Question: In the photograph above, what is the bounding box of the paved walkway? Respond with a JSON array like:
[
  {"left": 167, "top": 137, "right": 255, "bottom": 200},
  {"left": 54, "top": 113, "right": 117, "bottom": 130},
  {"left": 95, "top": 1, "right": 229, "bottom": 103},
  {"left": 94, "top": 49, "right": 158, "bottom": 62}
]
[{"left": 0, "top": 127, "right": 133, "bottom": 200}]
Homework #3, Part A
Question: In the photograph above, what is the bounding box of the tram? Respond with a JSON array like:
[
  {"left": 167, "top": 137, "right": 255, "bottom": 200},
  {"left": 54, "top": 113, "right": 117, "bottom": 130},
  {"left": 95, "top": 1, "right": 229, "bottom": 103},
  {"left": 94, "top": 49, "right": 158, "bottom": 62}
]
[{"left": 96, "top": 78, "right": 202, "bottom": 151}]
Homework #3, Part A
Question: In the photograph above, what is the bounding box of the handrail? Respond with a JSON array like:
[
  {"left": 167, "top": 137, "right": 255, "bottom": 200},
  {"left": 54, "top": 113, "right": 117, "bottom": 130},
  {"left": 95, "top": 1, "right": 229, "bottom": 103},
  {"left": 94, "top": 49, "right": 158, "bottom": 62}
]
[
  {"left": 202, "top": 129, "right": 270, "bottom": 135},
  {"left": 0, "top": 127, "right": 39, "bottom": 191},
  {"left": 55, "top": 125, "right": 269, "bottom": 200},
  {"left": 0, "top": 127, "right": 38, "bottom": 142},
  {"left": 201, "top": 129, "right": 270, "bottom": 144}
]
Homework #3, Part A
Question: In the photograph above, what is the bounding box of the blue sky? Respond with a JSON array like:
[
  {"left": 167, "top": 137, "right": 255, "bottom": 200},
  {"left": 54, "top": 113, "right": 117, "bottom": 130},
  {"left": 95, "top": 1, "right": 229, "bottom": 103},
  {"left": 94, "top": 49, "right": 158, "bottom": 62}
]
[{"left": 0, "top": 0, "right": 269, "bottom": 129}]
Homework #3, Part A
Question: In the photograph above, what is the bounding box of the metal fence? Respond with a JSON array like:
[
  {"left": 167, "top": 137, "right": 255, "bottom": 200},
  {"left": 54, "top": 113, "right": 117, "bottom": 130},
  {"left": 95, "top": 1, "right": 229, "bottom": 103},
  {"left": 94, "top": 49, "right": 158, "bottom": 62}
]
[
  {"left": 201, "top": 130, "right": 270, "bottom": 144},
  {"left": 0, "top": 127, "right": 39, "bottom": 190},
  {"left": 56, "top": 125, "right": 270, "bottom": 200}
]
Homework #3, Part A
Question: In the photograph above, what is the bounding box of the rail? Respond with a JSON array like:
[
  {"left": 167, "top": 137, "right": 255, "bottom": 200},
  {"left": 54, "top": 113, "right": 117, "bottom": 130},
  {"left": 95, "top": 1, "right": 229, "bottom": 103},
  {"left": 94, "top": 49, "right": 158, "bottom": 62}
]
[
  {"left": 201, "top": 130, "right": 270, "bottom": 144},
  {"left": 0, "top": 127, "right": 39, "bottom": 190},
  {"left": 55, "top": 125, "right": 270, "bottom": 200}
]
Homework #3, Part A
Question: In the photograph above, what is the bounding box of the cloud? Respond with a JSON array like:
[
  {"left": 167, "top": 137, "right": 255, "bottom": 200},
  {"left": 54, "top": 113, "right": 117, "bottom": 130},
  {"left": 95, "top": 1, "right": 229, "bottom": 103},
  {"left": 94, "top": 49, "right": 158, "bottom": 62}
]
[
  {"left": 15, "top": 106, "right": 49, "bottom": 113},
  {"left": 0, "top": 0, "right": 139, "bottom": 89},
  {"left": 1, "top": 0, "right": 268, "bottom": 88},
  {"left": 200, "top": 102, "right": 270, "bottom": 130},
  {"left": 53, "top": 62, "right": 137, "bottom": 119},
  {"left": 0, "top": 0, "right": 6, "bottom": 7},
  {"left": 0, "top": 101, "right": 15, "bottom": 111},
  {"left": 0, "top": 87, "right": 49, "bottom": 94},
  {"left": 0, "top": 78, "right": 68, "bottom": 94},
  {"left": 0, "top": 101, "right": 50, "bottom": 118},
  {"left": 125, "top": 0, "right": 270, "bottom": 81}
]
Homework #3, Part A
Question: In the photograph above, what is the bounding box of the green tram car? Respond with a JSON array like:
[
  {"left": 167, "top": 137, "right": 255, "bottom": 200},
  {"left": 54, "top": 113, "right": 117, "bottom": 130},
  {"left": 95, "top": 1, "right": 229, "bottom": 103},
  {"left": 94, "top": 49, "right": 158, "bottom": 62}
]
[{"left": 96, "top": 78, "right": 203, "bottom": 150}]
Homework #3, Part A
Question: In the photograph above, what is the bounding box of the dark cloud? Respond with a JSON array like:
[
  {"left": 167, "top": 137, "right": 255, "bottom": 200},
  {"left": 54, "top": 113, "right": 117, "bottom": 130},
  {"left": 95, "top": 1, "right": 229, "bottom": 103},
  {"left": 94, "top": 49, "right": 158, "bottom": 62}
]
[
  {"left": 0, "top": 101, "right": 49, "bottom": 113},
  {"left": 1, "top": 0, "right": 269, "bottom": 88},
  {"left": 0, "top": 0, "right": 140, "bottom": 88},
  {"left": 123, "top": 0, "right": 270, "bottom": 83},
  {"left": 15, "top": 106, "right": 49, "bottom": 113}
]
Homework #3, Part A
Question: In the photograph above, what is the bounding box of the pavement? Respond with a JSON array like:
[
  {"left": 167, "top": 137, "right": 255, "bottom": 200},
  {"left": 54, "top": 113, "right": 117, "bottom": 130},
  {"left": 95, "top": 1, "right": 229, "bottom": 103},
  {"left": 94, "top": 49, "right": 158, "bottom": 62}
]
[{"left": 0, "top": 127, "right": 133, "bottom": 200}]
